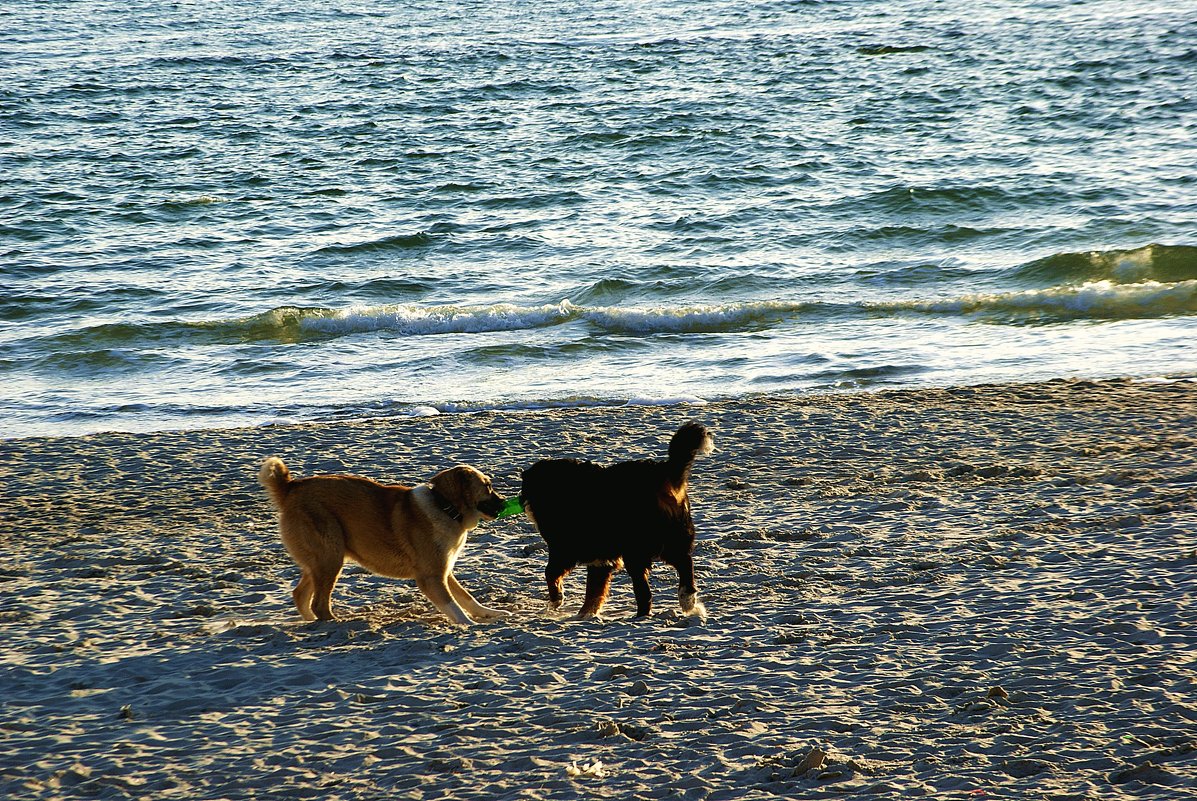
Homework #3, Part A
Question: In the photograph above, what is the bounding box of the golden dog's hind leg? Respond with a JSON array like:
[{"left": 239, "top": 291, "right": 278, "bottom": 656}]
[
  {"left": 282, "top": 508, "right": 346, "bottom": 621},
  {"left": 292, "top": 572, "right": 316, "bottom": 620},
  {"left": 447, "top": 574, "right": 507, "bottom": 620},
  {"left": 417, "top": 574, "right": 473, "bottom": 625},
  {"left": 309, "top": 560, "right": 344, "bottom": 621}
]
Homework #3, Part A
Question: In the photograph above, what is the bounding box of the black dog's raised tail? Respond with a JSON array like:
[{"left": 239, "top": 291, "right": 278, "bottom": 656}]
[{"left": 667, "top": 422, "right": 714, "bottom": 485}]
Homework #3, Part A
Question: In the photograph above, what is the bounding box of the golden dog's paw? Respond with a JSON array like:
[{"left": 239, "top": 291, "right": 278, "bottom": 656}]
[{"left": 474, "top": 607, "right": 509, "bottom": 620}]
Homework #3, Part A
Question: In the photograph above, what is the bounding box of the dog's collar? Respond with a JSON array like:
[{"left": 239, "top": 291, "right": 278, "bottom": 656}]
[{"left": 427, "top": 486, "right": 463, "bottom": 522}]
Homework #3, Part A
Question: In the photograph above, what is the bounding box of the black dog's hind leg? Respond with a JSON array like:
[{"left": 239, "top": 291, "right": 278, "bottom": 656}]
[
  {"left": 545, "top": 554, "right": 574, "bottom": 610},
  {"left": 576, "top": 564, "right": 616, "bottom": 619},
  {"left": 625, "top": 558, "right": 653, "bottom": 617}
]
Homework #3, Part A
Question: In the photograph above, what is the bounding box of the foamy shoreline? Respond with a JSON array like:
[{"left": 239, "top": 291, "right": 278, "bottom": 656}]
[{"left": 2, "top": 378, "right": 1194, "bottom": 799}]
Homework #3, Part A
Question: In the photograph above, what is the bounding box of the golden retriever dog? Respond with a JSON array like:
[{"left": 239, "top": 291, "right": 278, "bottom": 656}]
[{"left": 259, "top": 457, "right": 507, "bottom": 625}]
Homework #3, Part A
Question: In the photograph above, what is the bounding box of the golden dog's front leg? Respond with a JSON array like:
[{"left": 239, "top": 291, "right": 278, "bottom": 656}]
[
  {"left": 416, "top": 574, "right": 473, "bottom": 625},
  {"left": 447, "top": 574, "right": 508, "bottom": 621}
]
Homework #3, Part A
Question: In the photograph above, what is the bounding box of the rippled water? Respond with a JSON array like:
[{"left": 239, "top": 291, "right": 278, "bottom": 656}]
[{"left": 3, "top": 0, "right": 1196, "bottom": 438}]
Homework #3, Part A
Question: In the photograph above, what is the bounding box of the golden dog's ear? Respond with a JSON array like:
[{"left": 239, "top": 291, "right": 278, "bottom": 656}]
[
  {"left": 452, "top": 465, "right": 475, "bottom": 506},
  {"left": 436, "top": 465, "right": 477, "bottom": 508}
]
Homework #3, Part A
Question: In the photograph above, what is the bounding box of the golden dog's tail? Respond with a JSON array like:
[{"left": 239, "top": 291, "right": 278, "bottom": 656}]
[
  {"left": 259, "top": 457, "right": 291, "bottom": 508},
  {"left": 666, "top": 422, "right": 714, "bottom": 485}
]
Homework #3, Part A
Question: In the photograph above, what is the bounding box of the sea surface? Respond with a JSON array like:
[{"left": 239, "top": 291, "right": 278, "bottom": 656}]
[{"left": 3, "top": 0, "right": 1196, "bottom": 439}]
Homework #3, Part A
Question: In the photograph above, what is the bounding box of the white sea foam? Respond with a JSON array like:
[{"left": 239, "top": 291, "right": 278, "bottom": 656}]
[
  {"left": 585, "top": 301, "right": 803, "bottom": 333},
  {"left": 1108, "top": 248, "right": 1157, "bottom": 283},
  {"left": 890, "top": 279, "right": 1197, "bottom": 320},
  {"left": 300, "top": 301, "right": 579, "bottom": 335},
  {"left": 624, "top": 395, "right": 708, "bottom": 406},
  {"left": 289, "top": 281, "right": 1194, "bottom": 344},
  {"left": 1133, "top": 376, "right": 1197, "bottom": 385},
  {"left": 296, "top": 300, "right": 807, "bottom": 338},
  {"left": 430, "top": 395, "right": 709, "bottom": 418}
]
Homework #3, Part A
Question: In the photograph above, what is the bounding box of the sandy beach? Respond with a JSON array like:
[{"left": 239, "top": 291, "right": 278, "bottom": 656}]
[{"left": 2, "top": 377, "right": 1195, "bottom": 799}]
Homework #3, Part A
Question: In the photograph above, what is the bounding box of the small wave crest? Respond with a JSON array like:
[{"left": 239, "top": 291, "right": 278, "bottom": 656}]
[
  {"left": 884, "top": 279, "right": 1197, "bottom": 322},
  {"left": 586, "top": 301, "right": 807, "bottom": 334},
  {"left": 25, "top": 300, "right": 823, "bottom": 352},
  {"left": 301, "top": 302, "right": 577, "bottom": 336},
  {"left": 1014, "top": 244, "right": 1197, "bottom": 285},
  {"left": 297, "top": 299, "right": 811, "bottom": 337},
  {"left": 312, "top": 231, "right": 437, "bottom": 255}
]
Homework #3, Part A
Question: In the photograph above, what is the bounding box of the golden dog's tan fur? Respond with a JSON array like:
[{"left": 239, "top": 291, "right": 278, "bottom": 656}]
[{"left": 259, "top": 457, "right": 506, "bottom": 625}]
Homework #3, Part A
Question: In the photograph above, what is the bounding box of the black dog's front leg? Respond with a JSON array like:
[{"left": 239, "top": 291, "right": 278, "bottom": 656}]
[
  {"left": 625, "top": 559, "right": 653, "bottom": 617},
  {"left": 545, "top": 555, "right": 573, "bottom": 610}
]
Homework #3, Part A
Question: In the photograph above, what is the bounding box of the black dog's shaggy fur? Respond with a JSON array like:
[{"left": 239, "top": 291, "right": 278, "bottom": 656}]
[{"left": 519, "top": 422, "right": 713, "bottom": 619}]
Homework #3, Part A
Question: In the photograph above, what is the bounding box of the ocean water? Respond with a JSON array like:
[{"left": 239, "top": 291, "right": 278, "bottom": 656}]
[{"left": 3, "top": 0, "right": 1196, "bottom": 439}]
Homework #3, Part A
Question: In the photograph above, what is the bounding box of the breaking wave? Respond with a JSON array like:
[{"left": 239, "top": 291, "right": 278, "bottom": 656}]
[
  {"left": 298, "top": 299, "right": 812, "bottom": 337},
  {"left": 881, "top": 280, "right": 1197, "bottom": 322},
  {"left": 33, "top": 262, "right": 1197, "bottom": 355},
  {"left": 892, "top": 245, "right": 1197, "bottom": 322},
  {"left": 1012, "top": 244, "right": 1197, "bottom": 286},
  {"left": 22, "top": 244, "right": 1197, "bottom": 367}
]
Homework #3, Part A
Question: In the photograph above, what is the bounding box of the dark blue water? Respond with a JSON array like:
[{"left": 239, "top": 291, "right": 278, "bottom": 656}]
[{"left": 3, "top": 0, "right": 1196, "bottom": 438}]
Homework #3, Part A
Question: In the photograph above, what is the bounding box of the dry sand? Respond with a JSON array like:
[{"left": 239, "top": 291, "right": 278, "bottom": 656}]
[{"left": 1, "top": 377, "right": 1195, "bottom": 799}]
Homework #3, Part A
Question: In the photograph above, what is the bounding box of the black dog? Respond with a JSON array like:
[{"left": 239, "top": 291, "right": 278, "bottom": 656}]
[{"left": 519, "top": 422, "right": 713, "bottom": 619}]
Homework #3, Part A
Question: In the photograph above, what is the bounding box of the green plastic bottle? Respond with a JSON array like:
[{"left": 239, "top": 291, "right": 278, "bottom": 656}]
[{"left": 496, "top": 496, "right": 525, "bottom": 518}]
